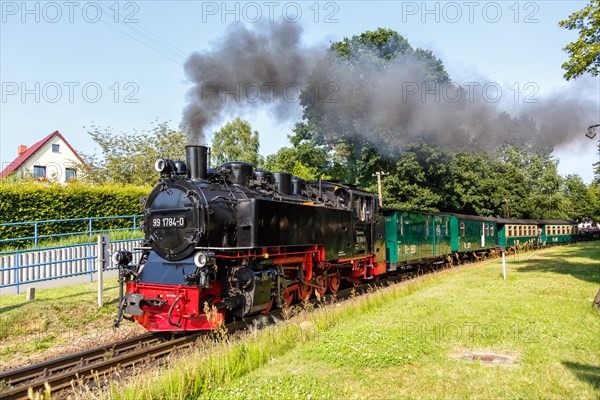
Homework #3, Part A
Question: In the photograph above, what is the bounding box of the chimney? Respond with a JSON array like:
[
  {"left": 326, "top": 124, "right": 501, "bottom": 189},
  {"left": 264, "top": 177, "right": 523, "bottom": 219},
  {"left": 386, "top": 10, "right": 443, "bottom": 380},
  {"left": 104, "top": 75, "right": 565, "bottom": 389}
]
[
  {"left": 185, "top": 145, "right": 208, "bottom": 180},
  {"left": 18, "top": 145, "right": 27, "bottom": 156}
]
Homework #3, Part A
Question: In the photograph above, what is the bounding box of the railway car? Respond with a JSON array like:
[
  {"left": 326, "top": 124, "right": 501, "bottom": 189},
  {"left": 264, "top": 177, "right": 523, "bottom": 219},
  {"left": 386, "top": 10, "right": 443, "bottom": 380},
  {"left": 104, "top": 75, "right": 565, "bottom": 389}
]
[
  {"left": 496, "top": 219, "right": 540, "bottom": 248},
  {"left": 383, "top": 210, "right": 451, "bottom": 271},
  {"left": 537, "top": 220, "right": 578, "bottom": 244},
  {"left": 443, "top": 214, "right": 497, "bottom": 257}
]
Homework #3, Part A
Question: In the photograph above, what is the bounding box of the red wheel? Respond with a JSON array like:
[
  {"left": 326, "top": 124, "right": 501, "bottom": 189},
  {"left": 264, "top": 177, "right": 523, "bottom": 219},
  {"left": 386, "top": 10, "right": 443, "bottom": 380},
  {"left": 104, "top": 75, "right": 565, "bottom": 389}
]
[
  {"left": 328, "top": 275, "right": 340, "bottom": 294},
  {"left": 315, "top": 276, "right": 327, "bottom": 298},
  {"left": 298, "top": 283, "right": 313, "bottom": 301},
  {"left": 261, "top": 297, "right": 274, "bottom": 314},
  {"left": 281, "top": 287, "right": 294, "bottom": 307}
]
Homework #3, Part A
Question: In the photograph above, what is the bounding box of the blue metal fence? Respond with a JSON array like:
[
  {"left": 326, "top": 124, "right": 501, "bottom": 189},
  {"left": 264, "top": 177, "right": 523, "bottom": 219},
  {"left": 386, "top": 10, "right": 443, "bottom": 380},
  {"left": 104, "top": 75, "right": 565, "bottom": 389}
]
[
  {"left": 0, "top": 215, "right": 145, "bottom": 294},
  {"left": 0, "top": 215, "right": 142, "bottom": 249},
  {"left": 0, "top": 239, "right": 143, "bottom": 294}
]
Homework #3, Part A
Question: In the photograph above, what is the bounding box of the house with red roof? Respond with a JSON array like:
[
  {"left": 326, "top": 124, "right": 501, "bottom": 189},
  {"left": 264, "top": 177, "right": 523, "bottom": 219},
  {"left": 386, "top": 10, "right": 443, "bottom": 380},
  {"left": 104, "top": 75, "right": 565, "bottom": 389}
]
[{"left": 0, "top": 131, "right": 85, "bottom": 183}]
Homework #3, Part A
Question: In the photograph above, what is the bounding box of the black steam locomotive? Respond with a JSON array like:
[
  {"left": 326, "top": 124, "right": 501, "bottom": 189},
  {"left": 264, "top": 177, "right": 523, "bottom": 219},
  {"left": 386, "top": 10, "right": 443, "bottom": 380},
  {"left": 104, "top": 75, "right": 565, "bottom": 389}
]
[{"left": 114, "top": 146, "right": 386, "bottom": 331}]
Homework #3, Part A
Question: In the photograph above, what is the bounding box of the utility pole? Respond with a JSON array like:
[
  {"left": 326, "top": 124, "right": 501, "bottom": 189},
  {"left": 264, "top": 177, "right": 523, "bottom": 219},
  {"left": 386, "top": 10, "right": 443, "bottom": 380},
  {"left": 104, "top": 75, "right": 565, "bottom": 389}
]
[{"left": 372, "top": 171, "right": 389, "bottom": 207}]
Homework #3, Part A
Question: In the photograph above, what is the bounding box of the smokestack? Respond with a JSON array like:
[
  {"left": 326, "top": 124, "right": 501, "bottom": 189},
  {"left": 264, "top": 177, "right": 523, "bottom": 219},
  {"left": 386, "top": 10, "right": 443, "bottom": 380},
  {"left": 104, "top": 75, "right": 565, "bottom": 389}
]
[
  {"left": 18, "top": 145, "right": 27, "bottom": 156},
  {"left": 185, "top": 145, "right": 208, "bottom": 180}
]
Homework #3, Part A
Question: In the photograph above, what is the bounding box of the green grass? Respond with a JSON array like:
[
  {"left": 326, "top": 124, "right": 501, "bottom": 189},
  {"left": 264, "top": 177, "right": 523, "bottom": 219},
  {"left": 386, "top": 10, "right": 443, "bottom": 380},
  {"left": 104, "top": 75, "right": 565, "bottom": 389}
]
[
  {"left": 0, "top": 277, "right": 126, "bottom": 364},
  {"left": 107, "top": 242, "right": 599, "bottom": 399}
]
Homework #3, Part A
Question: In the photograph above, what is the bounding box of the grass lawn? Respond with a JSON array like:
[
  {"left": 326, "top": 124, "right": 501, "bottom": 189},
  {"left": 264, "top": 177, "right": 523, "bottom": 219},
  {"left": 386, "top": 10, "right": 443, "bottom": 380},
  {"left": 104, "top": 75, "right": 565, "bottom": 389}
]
[
  {"left": 110, "top": 242, "right": 599, "bottom": 399},
  {"left": 0, "top": 277, "right": 143, "bottom": 367}
]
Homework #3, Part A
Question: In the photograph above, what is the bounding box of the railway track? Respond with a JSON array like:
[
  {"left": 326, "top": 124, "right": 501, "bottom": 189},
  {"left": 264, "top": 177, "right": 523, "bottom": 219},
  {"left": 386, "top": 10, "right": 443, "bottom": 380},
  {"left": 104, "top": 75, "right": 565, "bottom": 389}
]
[{"left": 0, "top": 264, "right": 434, "bottom": 399}]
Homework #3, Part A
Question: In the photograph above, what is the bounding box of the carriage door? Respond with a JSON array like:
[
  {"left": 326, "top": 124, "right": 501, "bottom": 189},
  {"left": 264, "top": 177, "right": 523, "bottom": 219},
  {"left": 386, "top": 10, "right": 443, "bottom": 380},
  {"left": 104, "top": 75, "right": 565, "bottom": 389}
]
[{"left": 481, "top": 223, "right": 486, "bottom": 247}]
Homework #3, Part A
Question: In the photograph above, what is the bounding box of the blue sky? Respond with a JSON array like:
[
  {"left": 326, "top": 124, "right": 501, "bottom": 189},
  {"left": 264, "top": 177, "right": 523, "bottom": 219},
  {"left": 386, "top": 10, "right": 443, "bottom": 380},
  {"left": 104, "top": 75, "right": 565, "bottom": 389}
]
[{"left": 1, "top": 1, "right": 599, "bottom": 182}]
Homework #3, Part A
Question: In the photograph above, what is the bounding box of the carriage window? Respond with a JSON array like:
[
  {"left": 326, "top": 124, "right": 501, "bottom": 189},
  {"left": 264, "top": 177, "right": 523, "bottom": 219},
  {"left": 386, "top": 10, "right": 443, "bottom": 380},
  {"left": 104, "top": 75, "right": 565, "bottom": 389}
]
[
  {"left": 490, "top": 224, "right": 494, "bottom": 236},
  {"left": 353, "top": 198, "right": 361, "bottom": 220},
  {"left": 445, "top": 221, "right": 448, "bottom": 235},
  {"left": 365, "top": 197, "right": 373, "bottom": 222},
  {"left": 460, "top": 222, "right": 465, "bottom": 237},
  {"left": 485, "top": 224, "right": 489, "bottom": 236},
  {"left": 508, "top": 226, "right": 512, "bottom": 237}
]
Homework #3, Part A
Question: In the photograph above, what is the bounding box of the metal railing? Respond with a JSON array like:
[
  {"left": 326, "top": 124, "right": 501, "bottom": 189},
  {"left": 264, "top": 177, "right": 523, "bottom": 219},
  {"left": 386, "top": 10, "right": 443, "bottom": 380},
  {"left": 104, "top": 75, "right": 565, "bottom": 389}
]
[
  {"left": 0, "top": 215, "right": 142, "bottom": 249},
  {"left": 0, "top": 238, "right": 143, "bottom": 294},
  {"left": 0, "top": 215, "right": 145, "bottom": 294}
]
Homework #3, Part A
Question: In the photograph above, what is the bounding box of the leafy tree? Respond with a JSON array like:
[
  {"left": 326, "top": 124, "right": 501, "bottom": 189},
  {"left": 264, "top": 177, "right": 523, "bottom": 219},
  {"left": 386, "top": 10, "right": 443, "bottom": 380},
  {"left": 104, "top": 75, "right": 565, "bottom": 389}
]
[
  {"left": 559, "top": 0, "right": 600, "bottom": 80},
  {"left": 587, "top": 183, "right": 600, "bottom": 222},
  {"left": 80, "top": 121, "right": 186, "bottom": 186},
  {"left": 562, "top": 174, "right": 594, "bottom": 222},
  {"left": 595, "top": 142, "right": 600, "bottom": 184},
  {"left": 211, "top": 117, "right": 262, "bottom": 166},
  {"left": 263, "top": 148, "right": 319, "bottom": 180},
  {"left": 296, "top": 28, "right": 451, "bottom": 184}
]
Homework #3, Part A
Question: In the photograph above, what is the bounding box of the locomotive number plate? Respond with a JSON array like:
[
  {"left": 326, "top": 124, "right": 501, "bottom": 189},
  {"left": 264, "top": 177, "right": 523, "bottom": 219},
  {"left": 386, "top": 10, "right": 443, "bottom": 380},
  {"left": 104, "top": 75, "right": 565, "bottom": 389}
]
[{"left": 152, "top": 216, "right": 186, "bottom": 228}]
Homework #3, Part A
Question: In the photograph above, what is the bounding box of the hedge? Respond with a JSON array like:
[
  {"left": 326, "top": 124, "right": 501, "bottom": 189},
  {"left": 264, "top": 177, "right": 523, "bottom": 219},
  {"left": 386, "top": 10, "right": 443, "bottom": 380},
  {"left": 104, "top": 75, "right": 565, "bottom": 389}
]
[{"left": 0, "top": 182, "right": 151, "bottom": 248}]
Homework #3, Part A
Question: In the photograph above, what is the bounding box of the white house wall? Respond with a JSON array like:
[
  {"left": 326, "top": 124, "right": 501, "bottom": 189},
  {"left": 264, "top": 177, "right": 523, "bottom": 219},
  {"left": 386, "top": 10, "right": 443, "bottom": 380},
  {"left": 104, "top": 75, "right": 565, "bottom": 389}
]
[{"left": 19, "top": 136, "right": 82, "bottom": 182}]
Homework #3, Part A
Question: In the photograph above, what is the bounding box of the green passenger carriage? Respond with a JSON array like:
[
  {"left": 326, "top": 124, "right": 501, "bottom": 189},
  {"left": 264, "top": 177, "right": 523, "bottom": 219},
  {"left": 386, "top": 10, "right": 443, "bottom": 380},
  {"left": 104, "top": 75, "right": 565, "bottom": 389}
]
[
  {"left": 497, "top": 219, "right": 540, "bottom": 248},
  {"left": 537, "top": 220, "right": 578, "bottom": 244},
  {"left": 383, "top": 210, "right": 452, "bottom": 271},
  {"left": 442, "top": 214, "right": 498, "bottom": 254}
]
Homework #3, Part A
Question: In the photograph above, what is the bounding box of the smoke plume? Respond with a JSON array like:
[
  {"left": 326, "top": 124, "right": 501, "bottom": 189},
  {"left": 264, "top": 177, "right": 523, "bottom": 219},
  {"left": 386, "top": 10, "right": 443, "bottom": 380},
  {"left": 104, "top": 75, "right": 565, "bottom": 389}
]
[
  {"left": 182, "top": 22, "right": 323, "bottom": 144},
  {"left": 182, "top": 23, "right": 599, "bottom": 152}
]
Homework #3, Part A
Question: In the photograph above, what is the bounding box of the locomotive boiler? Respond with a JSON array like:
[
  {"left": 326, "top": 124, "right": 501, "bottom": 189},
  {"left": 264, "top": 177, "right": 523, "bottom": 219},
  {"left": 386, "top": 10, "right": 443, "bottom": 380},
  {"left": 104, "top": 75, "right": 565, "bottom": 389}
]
[{"left": 114, "top": 145, "right": 386, "bottom": 331}]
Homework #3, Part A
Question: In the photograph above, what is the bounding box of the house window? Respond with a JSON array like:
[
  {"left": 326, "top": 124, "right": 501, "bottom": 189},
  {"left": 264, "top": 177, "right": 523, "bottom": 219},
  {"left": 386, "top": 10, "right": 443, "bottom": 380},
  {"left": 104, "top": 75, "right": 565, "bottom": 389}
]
[
  {"left": 65, "top": 168, "right": 77, "bottom": 181},
  {"left": 52, "top": 144, "right": 60, "bottom": 152},
  {"left": 33, "top": 165, "right": 46, "bottom": 178}
]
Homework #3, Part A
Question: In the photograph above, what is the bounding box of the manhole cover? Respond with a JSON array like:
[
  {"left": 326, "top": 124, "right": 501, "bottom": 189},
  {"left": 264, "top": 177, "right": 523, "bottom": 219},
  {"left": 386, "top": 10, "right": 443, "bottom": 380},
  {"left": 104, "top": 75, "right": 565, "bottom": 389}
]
[{"left": 460, "top": 353, "right": 514, "bottom": 365}]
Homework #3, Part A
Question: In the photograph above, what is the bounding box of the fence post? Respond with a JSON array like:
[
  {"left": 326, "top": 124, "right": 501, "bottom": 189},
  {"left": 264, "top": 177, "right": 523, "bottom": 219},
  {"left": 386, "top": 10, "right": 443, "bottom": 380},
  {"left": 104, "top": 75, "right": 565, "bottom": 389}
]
[
  {"left": 15, "top": 253, "right": 20, "bottom": 294},
  {"left": 97, "top": 234, "right": 109, "bottom": 307},
  {"left": 88, "top": 218, "right": 93, "bottom": 239},
  {"left": 34, "top": 222, "right": 38, "bottom": 249}
]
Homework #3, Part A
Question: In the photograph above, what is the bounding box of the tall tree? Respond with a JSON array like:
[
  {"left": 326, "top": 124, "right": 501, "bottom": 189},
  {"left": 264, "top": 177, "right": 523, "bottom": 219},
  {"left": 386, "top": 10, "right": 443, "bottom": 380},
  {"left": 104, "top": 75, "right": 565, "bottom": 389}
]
[
  {"left": 562, "top": 174, "right": 594, "bottom": 222},
  {"left": 80, "top": 121, "right": 186, "bottom": 186},
  {"left": 559, "top": 0, "right": 600, "bottom": 80},
  {"left": 211, "top": 117, "right": 262, "bottom": 166},
  {"left": 296, "top": 28, "right": 451, "bottom": 184}
]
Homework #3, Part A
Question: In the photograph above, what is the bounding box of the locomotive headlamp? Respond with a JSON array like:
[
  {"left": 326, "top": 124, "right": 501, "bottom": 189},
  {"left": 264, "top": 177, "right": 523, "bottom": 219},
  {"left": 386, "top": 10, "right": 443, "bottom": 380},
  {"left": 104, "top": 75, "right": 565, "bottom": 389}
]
[
  {"left": 194, "top": 251, "right": 215, "bottom": 267},
  {"left": 154, "top": 158, "right": 176, "bottom": 175},
  {"left": 112, "top": 250, "right": 133, "bottom": 266}
]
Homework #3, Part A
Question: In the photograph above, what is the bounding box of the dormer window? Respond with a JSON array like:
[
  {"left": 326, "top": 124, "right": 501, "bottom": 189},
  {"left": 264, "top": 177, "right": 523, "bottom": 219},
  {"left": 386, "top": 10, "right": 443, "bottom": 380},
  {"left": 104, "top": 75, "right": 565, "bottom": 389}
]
[{"left": 52, "top": 144, "right": 60, "bottom": 152}]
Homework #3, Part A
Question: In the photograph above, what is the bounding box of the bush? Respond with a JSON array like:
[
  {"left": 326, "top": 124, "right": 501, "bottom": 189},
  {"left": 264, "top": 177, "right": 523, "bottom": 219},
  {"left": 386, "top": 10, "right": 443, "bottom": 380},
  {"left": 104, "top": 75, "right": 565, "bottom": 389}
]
[{"left": 0, "top": 182, "right": 150, "bottom": 248}]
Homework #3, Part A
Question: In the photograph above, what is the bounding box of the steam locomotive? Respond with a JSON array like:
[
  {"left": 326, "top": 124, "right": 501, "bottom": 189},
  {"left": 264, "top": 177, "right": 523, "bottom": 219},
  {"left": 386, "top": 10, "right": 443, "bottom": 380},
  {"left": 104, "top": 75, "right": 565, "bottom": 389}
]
[
  {"left": 113, "top": 145, "right": 587, "bottom": 332},
  {"left": 114, "top": 145, "right": 386, "bottom": 331}
]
